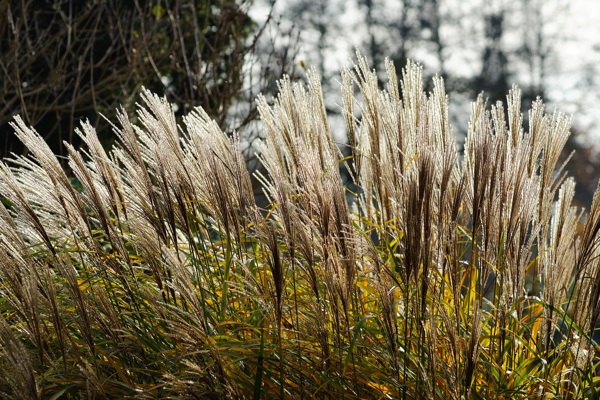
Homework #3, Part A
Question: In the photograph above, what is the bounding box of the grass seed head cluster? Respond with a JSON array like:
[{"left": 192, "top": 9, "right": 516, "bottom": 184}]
[{"left": 1, "top": 53, "right": 600, "bottom": 399}]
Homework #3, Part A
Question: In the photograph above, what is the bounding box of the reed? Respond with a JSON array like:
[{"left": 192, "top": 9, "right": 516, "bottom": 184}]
[{"left": 0, "top": 53, "right": 599, "bottom": 399}]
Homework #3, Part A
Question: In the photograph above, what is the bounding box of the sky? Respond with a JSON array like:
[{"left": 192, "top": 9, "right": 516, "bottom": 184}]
[
  {"left": 546, "top": 0, "right": 600, "bottom": 143},
  {"left": 251, "top": 0, "right": 600, "bottom": 150}
]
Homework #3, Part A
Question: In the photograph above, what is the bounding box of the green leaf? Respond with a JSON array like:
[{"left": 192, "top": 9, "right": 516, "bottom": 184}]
[
  {"left": 344, "top": 315, "right": 373, "bottom": 369},
  {"left": 152, "top": 5, "right": 165, "bottom": 20}
]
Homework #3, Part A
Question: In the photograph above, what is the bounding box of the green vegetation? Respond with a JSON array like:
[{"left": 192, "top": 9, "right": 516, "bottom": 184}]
[{"left": 0, "top": 54, "right": 599, "bottom": 399}]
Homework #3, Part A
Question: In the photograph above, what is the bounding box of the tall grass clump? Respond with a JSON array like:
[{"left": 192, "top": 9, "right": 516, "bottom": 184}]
[{"left": 1, "top": 53, "right": 600, "bottom": 399}]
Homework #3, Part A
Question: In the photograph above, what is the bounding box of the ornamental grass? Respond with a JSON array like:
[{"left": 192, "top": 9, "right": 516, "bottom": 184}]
[{"left": 1, "top": 54, "right": 599, "bottom": 399}]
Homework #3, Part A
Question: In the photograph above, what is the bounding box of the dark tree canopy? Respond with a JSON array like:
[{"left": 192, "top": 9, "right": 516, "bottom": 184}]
[{"left": 0, "top": 0, "right": 276, "bottom": 159}]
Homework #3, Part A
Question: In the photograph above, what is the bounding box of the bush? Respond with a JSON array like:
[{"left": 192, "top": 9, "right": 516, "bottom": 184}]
[
  {"left": 0, "top": 0, "right": 282, "bottom": 161},
  {"left": 0, "top": 54, "right": 599, "bottom": 399}
]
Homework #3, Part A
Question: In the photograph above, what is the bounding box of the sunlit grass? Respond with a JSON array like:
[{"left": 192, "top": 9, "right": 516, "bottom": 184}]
[{"left": 0, "top": 54, "right": 599, "bottom": 399}]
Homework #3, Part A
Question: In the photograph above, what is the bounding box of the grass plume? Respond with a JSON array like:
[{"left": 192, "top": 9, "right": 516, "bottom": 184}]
[{"left": 0, "top": 53, "right": 599, "bottom": 399}]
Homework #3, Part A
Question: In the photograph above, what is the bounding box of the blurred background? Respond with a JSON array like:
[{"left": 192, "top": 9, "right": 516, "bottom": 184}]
[{"left": 1, "top": 0, "right": 598, "bottom": 206}]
